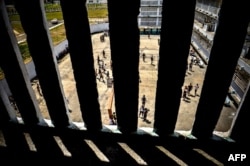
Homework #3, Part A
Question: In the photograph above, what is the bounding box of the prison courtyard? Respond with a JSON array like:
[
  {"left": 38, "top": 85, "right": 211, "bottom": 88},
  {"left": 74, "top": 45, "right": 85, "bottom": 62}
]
[{"left": 33, "top": 33, "right": 237, "bottom": 136}]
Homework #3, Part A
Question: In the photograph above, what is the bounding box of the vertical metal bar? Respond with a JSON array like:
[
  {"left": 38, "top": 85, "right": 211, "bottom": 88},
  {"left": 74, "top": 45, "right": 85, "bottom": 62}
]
[
  {"left": 108, "top": 0, "right": 141, "bottom": 133},
  {"left": 60, "top": 0, "right": 102, "bottom": 131},
  {"left": 154, "top": 0, "right": 196, "bottom": 136}
]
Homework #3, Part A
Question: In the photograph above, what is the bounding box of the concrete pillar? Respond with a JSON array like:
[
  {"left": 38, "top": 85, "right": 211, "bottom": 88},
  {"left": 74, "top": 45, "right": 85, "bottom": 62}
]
[
  {"left": 108, "top": 0, "right": 140, "bottom": 134},
  {"left": 191, "top": 0, "right": 250, "bottom": 139},
  {"left": 13, "top": 0, "right": 70, "bottom": 128},
  {"left": 154, "top": 0, "right": 196, "bottom": 136},
  {"left": 60, "top": 0, "right": 102, "bottom": 131}
]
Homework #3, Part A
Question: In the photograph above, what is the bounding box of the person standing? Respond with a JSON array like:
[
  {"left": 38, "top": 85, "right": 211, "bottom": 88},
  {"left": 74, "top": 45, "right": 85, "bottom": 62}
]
[
  {"left": 188, "top": 83, "right": 193, "bottom": 96},
  {"left": 189, "top": 61, "right": 193, "bottom": 72},
  {"left": 150, "top": 55, "right": 154, "bottom": 65},
  {"left": 97, "top": 55, "right": 101, "bottom": 63},
  {"left": 143, "top": 108, "right": 149, "bottom": 121},
  {"left": 138, "top": 105, "right": 145, "bottom": 118},
  {"left": 37, "top": 82, "right": 43, "bottom": 97},
  {"left": 142, "top": 94, "right": 147, "bottom": 107},
  {"left": 106, "top": 70, "right": 110, "bottom": 78},
  {"left": 142, "top": 53, "right": 146, "bottom": 62},
  {"left": 183, "top": 86, "right": 188, "bottom": 100},
  {"left": 194, "top": 83, "right": 199, "bottom": 97},
  {"left": 102, "top": 49, "right": 106, "bottom": 58},
  {"left": 111, "top": 112, "right": 117, "bottom": 125}
]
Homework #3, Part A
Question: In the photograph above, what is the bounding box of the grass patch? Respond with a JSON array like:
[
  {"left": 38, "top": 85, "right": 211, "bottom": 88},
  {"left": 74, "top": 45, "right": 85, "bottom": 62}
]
[
  {"left": 18, "top": 42, "right": 30, "bottom": 61},
  {"left": 16, "top": 24, "right": 66, "bottom": 62},
  {"left": 9, "top": 11, "right": 64, "bottom": 22},
  {"left": 86, "top": 3, "right": 107, "bottom": 8},
  {"left": 46, "top": 12, "right": 64, "bottom": 21},
  {"left": 1, "top": 4, "right": 108, "bottom": 79},
  {"left": 8, "top": 14, "right": 20, "bottom": 21},
  {"left": 44, "top": 3, "right": 62, "bottom": 10},
  {"left": 10, "top": 8, "right": 108, "bottom": 33},
  {"left": 88, "top": 8, "right": 108, "bottom": 18},
  {"left": 11, "top": 22, "right": 24, "bottom": 34},
  {"left": 50, "top": 24, "right": 66, "bottom": 45}
]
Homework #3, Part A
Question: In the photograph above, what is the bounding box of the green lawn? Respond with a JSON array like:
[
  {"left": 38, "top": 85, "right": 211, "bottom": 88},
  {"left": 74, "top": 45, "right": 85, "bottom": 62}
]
[
  {"left": 16, "top": 24, "right": 66, "bottom": 62},
  {"left": 88, "top": 8, "right": 108, "bottom": 18},
  {"left": 8, "top": 14, "right": 20, "bottom": 21},
  {"left": 45, "top": 9, "right": 108, "bottom": 20},
  {"left": 49, "top": 24, "right": 66, "bottom": 45},
  {"left": 9, "top": 3, "right": 108, "bottom": 58},
  {"left": 11, "top": 22, "right": 24, "bottom": 35},
  {"left": 10, "top": 4, "right": 107, "bottom": 34},
  {"left": 46, "top": 12, "right": 64, "bottom": 21},
  {"left": 1, "top": 4, "right": 108, "bottom": 79},
  {"left": 0, "top": 24, "right": 66, "bottom": 78},
  {"left": 18, "top": 42, "right": 30, "bottom": 61}
]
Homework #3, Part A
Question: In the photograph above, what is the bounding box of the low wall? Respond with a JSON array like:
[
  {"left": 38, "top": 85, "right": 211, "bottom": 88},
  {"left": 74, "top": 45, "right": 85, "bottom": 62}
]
[{"left": 0, "top": 23, "right": 109, "bottom": 95}]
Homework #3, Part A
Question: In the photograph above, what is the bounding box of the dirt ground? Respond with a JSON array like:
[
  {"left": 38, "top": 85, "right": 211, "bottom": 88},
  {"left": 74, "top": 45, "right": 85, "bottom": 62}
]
[{"left": 32, "top": 33, "right": 237, "bottom": 135}]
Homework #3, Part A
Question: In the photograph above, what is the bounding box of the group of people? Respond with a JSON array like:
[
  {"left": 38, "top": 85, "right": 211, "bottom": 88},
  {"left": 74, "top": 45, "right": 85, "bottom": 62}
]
[
  {"left": 142, "top": 53, "right": 154, "bottom": 65},
  {"left": 100, "top": 31, "right": 109, "bottom": 42},
  {"left": 109, "top": 95, "right": 150, "bottom": 125},
  {"left": 138, "top": 105, "right": 149, "bottom": 121},
  {"left": 109, "top": 112, "right": 117, "bottom": 125},
  {"left": 183, "top": 49, "right": 202, "bottom": 101},
  {"left": 183, "top": 83, "right": 199, "bottom": 101},
  {"left": 96, "top": 50, "right": 110, "bottom": 83},
  {"left": 188, "top": 49, "right": 205, "bottom": 71}
]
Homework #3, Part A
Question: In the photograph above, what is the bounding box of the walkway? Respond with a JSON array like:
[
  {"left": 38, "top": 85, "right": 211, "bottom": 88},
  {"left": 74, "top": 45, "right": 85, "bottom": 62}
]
[{"left": 192, "top": 21, "right": 249, "bottom": 99}]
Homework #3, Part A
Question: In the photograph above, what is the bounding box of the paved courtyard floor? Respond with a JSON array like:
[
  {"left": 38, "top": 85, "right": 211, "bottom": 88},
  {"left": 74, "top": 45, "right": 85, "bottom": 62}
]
[{"left": 33, "top": 34, "right": 237, "bottom": 136}]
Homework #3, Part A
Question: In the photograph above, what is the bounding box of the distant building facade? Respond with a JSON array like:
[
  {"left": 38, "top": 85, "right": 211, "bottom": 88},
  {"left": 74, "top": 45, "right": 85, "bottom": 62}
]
[
  {"left": 195, "top": 0, "right": 222, "bottom": 32},
  {"left": 86, "top": 0, "right": 107, "bottom": 3},
  {"left": 138, "top": 0, "right": 162, "bottom": 27}
]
